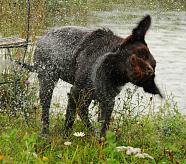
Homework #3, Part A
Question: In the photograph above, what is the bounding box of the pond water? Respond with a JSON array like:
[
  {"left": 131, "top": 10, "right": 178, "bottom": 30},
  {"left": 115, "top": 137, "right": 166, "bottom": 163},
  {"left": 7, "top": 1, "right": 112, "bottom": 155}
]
[{"left": 1, "top": 1, "right": 186, "bottom": 114}]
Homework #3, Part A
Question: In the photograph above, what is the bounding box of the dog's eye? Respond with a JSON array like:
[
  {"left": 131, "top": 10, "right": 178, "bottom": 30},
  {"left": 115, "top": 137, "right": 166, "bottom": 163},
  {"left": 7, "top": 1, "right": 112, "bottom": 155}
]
[
  {"left": 142, "top": 53, "right": 149, "bottom": 60},
  {"left": 135, "top": 48, "right": 149, "bottom": 60},
  {"left": 140, "top": 50, "right": 149, "bottom": 60}
]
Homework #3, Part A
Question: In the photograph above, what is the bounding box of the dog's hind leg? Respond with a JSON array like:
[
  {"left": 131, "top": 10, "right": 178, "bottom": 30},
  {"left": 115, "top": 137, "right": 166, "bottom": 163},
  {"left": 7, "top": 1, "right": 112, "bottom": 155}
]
[{"left": 38, "top": 72, "right": 59, "bottom": 136}]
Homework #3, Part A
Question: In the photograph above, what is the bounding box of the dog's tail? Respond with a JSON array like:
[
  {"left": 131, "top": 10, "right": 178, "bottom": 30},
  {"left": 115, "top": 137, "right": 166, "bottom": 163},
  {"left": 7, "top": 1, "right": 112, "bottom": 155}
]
[{"left": 16, "top": 61, "right": 35, "bottom": 72}]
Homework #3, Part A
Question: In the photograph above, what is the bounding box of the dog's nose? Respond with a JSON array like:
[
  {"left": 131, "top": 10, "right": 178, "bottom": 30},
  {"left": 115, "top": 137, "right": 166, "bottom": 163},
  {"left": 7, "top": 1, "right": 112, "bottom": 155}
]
[{"left": 146, "top": 64, "right": 154, "bottom": 76}]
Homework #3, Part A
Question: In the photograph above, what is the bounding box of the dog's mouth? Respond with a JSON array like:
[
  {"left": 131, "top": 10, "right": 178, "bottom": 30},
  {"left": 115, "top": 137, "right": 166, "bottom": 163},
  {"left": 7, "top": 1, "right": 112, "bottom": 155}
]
[
  {"left": 138, "top": 73, "right": 154, "bottom": 83},
  {"left": 136, "top": 74, "right": 163, "bottom": 98}
]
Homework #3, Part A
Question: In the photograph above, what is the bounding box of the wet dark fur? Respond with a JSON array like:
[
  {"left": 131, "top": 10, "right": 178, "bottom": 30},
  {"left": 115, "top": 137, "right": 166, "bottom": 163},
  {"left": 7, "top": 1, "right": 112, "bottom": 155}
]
[{"left": 22, "top": 15, "right": 162, "bottom": 136}]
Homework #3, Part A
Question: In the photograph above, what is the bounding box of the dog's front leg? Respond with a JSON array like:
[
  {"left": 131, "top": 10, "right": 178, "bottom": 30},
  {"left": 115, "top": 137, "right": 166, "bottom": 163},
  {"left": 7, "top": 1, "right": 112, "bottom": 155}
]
[
  {"left": 64, "top": 86, "right": 80, "bottom": 136},
  {"left": 99, "top": 99, "right": 115, "bottom": 137}
]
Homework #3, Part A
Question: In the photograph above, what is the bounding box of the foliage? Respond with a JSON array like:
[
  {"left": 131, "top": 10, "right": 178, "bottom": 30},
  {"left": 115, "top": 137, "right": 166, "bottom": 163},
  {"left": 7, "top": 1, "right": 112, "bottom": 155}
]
[
  {"left": 0, "top": 51, "right": 38, "bottom": 125},
  {"left": 0, "top": 91, "right": 186, "bottom": 163}
]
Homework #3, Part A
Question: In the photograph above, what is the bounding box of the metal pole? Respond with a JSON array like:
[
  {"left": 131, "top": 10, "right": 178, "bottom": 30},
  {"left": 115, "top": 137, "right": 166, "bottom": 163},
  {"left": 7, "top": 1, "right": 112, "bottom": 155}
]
[{"left": 22, "top": 0, "right": 30, "bottom": 63}]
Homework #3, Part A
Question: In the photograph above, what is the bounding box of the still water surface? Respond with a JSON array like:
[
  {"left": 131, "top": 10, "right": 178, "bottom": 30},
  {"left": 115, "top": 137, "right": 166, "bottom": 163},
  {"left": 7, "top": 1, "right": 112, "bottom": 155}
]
[{"left": 51, "top": 5, "right": 186, "bottom": 113}]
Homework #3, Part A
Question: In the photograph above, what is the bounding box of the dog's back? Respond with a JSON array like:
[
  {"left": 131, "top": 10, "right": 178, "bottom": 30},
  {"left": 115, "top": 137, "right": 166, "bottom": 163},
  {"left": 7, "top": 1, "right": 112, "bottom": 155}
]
[{"left": 33, "top": 26, "right": 92, "bottom": 84}]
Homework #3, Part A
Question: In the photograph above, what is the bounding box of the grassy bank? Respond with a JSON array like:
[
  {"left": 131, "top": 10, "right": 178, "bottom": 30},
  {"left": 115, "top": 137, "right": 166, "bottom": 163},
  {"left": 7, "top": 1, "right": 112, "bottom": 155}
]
[{"left": 0, "top": 95, "right": 186, "bottom": 163}]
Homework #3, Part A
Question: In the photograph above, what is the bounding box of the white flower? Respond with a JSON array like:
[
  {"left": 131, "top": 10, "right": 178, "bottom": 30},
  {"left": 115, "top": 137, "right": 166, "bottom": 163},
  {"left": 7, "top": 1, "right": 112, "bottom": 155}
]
[
  {"left": 135, "top": 153, "right": 145, "bottom": 158},
  {"left": 116, "top": 146, "right": 128, "bottom": 152},
  {"left": 126, "top": 147, "right": 141, "bottom": 155},
  {"left": 135, "top": 153, "right": 154, "bottom": 159},
  {"left": 141, "top": 153, "right": 154, "bottom": 160},
  {"left": 73, "top": 132, "right": 85, "bottom": 137},
  {"left": 64, "top": 141, "right": 72, "bottom": 146},
  {"left": 116, "top": 146, "right": 141, "bottom": 154},
  {"left": 33, "top": 152, "right": 38, "bottom": 158},
  {"left": 116, "top": 145, "right": 154, "bottom": 160}
]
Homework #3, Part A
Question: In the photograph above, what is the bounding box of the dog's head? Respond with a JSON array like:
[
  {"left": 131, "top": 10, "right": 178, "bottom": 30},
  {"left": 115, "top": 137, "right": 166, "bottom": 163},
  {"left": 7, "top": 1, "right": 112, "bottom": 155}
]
[
  {"left": 92, "top": 15, "right": 162, "bottom": 97},
  {"left": 102, "top": 15, "right": 162, "bottom": 97},
  {"left": 120, "top": 15, "right": 162, "bottom": 97}
]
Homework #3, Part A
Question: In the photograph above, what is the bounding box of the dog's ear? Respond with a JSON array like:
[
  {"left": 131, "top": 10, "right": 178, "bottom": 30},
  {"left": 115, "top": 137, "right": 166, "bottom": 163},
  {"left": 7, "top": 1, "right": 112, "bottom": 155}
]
[{"left": 132, "top": 15, "right": 151, "bottom": 41}]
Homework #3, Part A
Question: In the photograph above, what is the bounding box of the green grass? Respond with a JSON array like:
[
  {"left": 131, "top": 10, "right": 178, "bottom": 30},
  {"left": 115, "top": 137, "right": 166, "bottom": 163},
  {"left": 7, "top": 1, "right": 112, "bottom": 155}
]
[
  {"left": 1, "top": 1, "right": 186, "bottom": 163},
  {"left": 0, "top": 96, "right": 186, "bottom": 163}
]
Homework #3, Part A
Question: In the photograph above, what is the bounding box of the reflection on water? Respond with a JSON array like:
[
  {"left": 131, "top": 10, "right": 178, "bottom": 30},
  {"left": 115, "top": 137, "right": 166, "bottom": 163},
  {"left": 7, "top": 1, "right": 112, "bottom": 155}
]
[{"left": 1, "top": 1, "right": 186, "bottom": 113}]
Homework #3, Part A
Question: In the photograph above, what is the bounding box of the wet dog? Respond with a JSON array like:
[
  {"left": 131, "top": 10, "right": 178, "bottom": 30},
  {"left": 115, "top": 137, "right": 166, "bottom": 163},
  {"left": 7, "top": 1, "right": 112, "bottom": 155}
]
[{"left": 22, "top": 15, "right": 162, "bottom": 136}]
